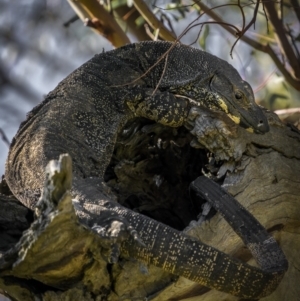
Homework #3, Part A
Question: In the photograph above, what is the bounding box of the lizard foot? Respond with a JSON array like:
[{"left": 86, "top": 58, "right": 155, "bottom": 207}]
[
  {"left": 186, "top": 106, "right": 246, "bottom": 161},
  {"left": 91, "top": 216, "right": 145, "bottom": 263},
  {"left": 184, "top": 201, "right": 212, "bottom": 233},
  {"left": 72, "top": 178, "right": 145, "bottom": 264}
]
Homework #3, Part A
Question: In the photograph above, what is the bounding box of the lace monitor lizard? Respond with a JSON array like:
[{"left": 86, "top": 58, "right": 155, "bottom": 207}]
[{"left": 5, "top": 41, "right": 287, "bottom": 299}]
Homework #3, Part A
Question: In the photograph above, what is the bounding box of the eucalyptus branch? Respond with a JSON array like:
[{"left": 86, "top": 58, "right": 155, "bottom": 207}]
[
  {"left": 133, "top": 0, "right": 176, "bottom": 41},
  {"left": 67, "top": 0, "right": 130, "bottom": 47},
  {"left": 114, "top": 6, "right": 150, "bottom": 42},
  {"left": 194, "top": 1, "right": 266, "bottom": 52},
  {"left": 194, "top": 0, "right": 300, "bottom": 91},
  {"left": 290, "top": 0, "right": 300, "bottom": 24},
  {"left": 262, "top": 0, "right": 300, "bottom": 78}
]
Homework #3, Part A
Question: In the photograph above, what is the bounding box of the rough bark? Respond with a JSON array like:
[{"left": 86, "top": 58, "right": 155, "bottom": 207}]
[{"left": 0, "top": 110, "right": 299, "bottom": 301}]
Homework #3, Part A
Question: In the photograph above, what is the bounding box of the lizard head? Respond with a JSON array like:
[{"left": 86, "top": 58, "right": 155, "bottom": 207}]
[{"left": 209, "top": 70, "right": 269, "bottom": 134}]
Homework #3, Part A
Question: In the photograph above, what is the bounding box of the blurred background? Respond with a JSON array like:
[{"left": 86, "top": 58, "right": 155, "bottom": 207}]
[
  {"left": 0, "top": 0, "right": 299, "bottom": 176},
  {"left": 0, "top": 0, "right": 111, "bottom": 176}
]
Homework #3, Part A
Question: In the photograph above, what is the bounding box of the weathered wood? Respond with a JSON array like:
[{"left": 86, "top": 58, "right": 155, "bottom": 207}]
[
  {"left": 0, "top": 110, "right": 299, "bottom": 301},
  {"left": 150, "top": 111, "right": 300, "bottom": 301},
  {"left": 0, "top": 155, "right": 111, "bottom": 301}
]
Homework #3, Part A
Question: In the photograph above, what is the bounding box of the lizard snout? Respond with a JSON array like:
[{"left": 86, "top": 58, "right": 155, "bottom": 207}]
[{"left": 257, "top": 119, "right": 270, "bottom": 133}]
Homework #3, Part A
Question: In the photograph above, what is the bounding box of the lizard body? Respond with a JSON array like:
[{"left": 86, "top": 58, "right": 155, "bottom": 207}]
[{"left": 5, "top": 41, "right": 286, "bottom": 298}]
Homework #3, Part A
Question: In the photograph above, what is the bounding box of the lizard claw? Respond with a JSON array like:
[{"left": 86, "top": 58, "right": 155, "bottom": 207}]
[
  {"left": 185, "top": 106, "right": 246, "bottom": 161},
  {"left": 92, "top": 217, "right": 145, "bottom": 263},
  {"left": 92, "top": 220, "right": 125, "bottom": 263},
  {"left": 72, "top": 178, "right": 146, "bottom": 263},
  {"left": 126, "top": 225, "right": 146, "bottom": 247},
  {"left": 184, "top": 202, "right": 212, "bottom": 232}
]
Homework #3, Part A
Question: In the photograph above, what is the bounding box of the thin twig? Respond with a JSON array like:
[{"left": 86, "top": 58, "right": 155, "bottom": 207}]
[
  {"left": 63, "top": 15, "right": 79, "bottom": 27},
  {"left": 193, "top": 0, "right": 300, "bottom": 91},
  {"left": 279, "top": 0, "right": 283, "bottom": 21},
  {"left": 238, "top": 0, "right": 246, "bottom": 31},
  {"left": 265, "top": 44, "right": 300, "bottom": 89},
  {"left": 194, "top": 1, "right": 266, "bottom": 52},
  {"left": 122, "top": 7, "right": 136, "bottom": 21},
  {"left": 261, "top": 2, "right": 269, "bottom": 33},
  {"left": 112, "top": 2, "right": 227, "bottom": 89},
  {"left": 117, "top": 3, "right": 244, "bottom": 89},
  {"left": 133, "top": 0, "right": 176, "bottom": 41},
  {"left": 111, "top": 0, "right": 300, "bottom": 92},
  {"left": 290, "top": 0, "right": 300, "bottom": 23},
  {"left": 183, "top": 21, "right": 241, "bottom": 37},
  {"left": 230, "top": 0, "right": 260, "bottom": 57},
  {"left": 275, "top": 107, "right": 300, "bottom": 116},
  {"left": 111, "top": 41, "right": 180, "bottom": 88},
  {"left": 254, "top": 69, "right": 276, "bottom": 93},
  {"left": 246, "top": 30, "right": 275, "bottom": 43},
  {"left": 0, "top": 128, "right": 10, "bottom": 148},
  {"left": 286, "top": 24, "right": 300, "bottom": 59},
  {"left": 152, "top": 54, "right": 169, "bottom": 95},
  {"left": 189, "top": 23, "right": 205, "bottom": 46},
  {"left": 144, "top": 23, "right": 156, "bottom": 40},
  {"left": 160, "top": 13, "right": 177, "bottom": 38},
  {"left": 114, "top": 5, "right": 149, "bottom": 41}
]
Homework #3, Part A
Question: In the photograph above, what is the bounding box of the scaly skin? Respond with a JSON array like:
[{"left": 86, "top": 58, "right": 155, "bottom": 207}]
[{"left": 5, "top": 41, "right": 287, "bottom": 298}]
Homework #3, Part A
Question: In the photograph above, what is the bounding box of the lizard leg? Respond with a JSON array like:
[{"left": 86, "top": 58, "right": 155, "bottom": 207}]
[
  {"left": 72, "top": 177, "right": 145, "bottom": 263},
  {"left": 133, "top": 90, "right": 190, "bottom": 127},
  {"left": 186, "top": 106, "right": 247, "bottom": 161},
  {"left": 91, "top": 217, "right": 145, "bottom": 263}
]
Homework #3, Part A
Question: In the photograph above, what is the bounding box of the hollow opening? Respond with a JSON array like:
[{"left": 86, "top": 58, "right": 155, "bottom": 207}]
[{"left": 104, "top": 118, "right": 222, "bottom": 230}]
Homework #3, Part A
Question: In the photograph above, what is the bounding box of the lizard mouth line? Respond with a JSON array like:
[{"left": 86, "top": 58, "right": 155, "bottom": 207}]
[{"left": 104, "top": 117, "right": 221, "bottom": 230}]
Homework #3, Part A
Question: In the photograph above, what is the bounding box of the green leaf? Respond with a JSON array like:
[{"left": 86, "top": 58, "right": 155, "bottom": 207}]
[
  {"left": 135, "top": 15, "right": 145, "bottom": 27},
  {"left": 199, "top": 25, "right": 209, "bottom": 51},
  {"left": 111, "top": 0, "right": 127, "bottom": 10}
]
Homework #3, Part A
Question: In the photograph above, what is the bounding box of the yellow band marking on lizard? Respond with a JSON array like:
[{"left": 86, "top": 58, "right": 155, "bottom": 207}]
[
  {"left": 228, "top": 113, "right": 240, "bottom": 125},
  {"left": 218, "top": 99, "right": 228, "bottom": 114}
]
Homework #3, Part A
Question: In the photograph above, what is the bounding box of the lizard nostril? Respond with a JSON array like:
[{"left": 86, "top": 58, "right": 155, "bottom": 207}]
[{"left": 257, "top": 119, "right": 270, "bottom": 133}]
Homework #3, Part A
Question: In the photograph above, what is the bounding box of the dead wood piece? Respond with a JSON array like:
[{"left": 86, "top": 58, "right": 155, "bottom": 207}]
[
  {"left": 150, "top": 111, "right": 300, "bottom": 301},
  {"left": 0, "top": 154, "right": 110, "bottom": 301},
  {"left": 0, "top": 110, "right": 299, "bottom": 301}
]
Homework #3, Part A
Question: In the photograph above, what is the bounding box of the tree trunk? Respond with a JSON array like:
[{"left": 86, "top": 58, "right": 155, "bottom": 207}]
[{"left": 0, "top": 110, "right": 299, "bottom": 301}]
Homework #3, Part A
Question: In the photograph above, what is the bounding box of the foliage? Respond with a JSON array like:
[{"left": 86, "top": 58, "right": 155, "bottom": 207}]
[{"left": 67, "top": 0, "right": 300, "bottom": 93}]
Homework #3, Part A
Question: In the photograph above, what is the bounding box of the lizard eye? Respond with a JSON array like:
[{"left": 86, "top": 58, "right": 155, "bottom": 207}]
[{"left": 235, "top": 91, "right": 243, "bottom": 100}]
